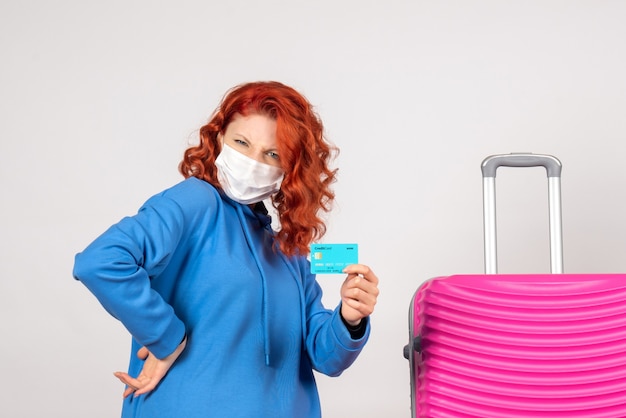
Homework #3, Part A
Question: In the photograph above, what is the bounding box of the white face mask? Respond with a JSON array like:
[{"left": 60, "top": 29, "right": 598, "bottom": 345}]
[{"left": 215, "top": 143, "right": 284, "bottom": 204}]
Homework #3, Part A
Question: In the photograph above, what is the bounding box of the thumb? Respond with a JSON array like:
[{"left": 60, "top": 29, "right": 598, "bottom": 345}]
[{"left": 137, "top": 346, "right": 149, "bottom": 360}]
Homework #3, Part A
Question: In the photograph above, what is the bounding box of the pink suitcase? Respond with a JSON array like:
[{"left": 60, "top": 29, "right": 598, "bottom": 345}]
[{"left": 404, "top": 154, "right": 626, "bottom": 417}]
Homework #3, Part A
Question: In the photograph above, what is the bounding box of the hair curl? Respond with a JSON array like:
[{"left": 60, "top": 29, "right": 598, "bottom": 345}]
[{"left": 179, "top": 81, "right": 338, "bottom": 257}]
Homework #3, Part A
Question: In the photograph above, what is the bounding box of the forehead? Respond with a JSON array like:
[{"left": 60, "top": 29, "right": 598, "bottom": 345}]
[{"left": 225, "top": 113, "right": 278, "bottom": 147}]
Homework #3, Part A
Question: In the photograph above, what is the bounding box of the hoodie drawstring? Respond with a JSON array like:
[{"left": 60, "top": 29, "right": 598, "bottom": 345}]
[
  {"left": 279, "top": 253, "right": 308, "bottom": 350},
  {"left": 235, "top": 204, "right": 272, "bottom": 366}
]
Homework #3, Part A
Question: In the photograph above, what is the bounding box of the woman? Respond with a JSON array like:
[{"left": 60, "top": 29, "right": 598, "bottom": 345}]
[{"left": 73, "top": 81, "right": 379, "bottom": 417}]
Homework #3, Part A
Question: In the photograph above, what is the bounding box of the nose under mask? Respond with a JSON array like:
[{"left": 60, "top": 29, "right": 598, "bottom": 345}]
[{"left": 215, "top": 143, "right": 284, "bottom": 204}]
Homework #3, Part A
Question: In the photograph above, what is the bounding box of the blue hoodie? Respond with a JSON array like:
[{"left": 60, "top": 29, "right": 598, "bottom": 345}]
[{"left": 73, "top": 177, "right": 370, "bottom": 418}]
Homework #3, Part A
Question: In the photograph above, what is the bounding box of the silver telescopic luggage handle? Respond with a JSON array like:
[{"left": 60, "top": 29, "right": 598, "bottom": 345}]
[{"left": 481, "top": 153, "right": 564, "bottom": 275}]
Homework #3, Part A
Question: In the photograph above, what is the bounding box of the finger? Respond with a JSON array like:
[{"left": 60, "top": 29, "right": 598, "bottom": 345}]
[
  {"left": 114, "top": 372, "right": 145, "bottom": 391},
  {"left": 342, "top": 301, "right": 372, "bottom": 322},
  {"left": 122, "top": 386, "right": 135, "bottom": 399},
  {"left": 137, "top": 346, "right": 149, "bottom": 360},
  {"left": 343, "top": 296, "right": 376, "bottom": 317},
  {"left": 343, "top": 264, "right": 379, "bottom": 284},
  {"left": 114, "top": 372, "right": 139, "bottom": 398},
  {"left": 113, "top": 371, "right": 131, "bottom": 383},
  {"left": 344, "top": 276, "right": 380, "bottom": 299},
  {"left": 131, "top": 369, "right": 166, "bottom": 397},
  {"left": 344, "top": 287, "right": 376, "bottom": 310},
  {"left": 115, "top": 372, "right": 158, "bottom": 398},
  {"left": 114, "top": 372, "right": 136, "bottom": 387},
  {"left": 133, "top": 380, "right": 158, "bottom": 397},
  {"left": 342, "top": 264, "right": 366, "bottom": 276},
  {"left": 343, "top": 282, "right": 378, "bottom": 308}
]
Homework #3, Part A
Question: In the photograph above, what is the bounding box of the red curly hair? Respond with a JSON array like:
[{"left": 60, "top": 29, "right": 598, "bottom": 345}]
[{"left": 179, "top": 81, "right": 338, "bottom": 257}]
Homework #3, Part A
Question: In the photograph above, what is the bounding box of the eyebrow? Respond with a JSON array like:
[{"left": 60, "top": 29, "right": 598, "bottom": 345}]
[
  {"left": 231, "top": 133, "right": 279, "bottom": 153},
  {"left": 232, "top": 132, "right": 250, "bottom": 141}
]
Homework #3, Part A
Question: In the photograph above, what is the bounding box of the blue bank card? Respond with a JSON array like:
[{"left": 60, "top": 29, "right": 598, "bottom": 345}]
[{"left": 310, "top": 243, "right": 359, "bottom": 274}]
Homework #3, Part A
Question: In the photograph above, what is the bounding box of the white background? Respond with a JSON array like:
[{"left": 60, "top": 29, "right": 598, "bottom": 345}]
[{"left": 2, "top": 1, "right": 625, "bottom": 417}]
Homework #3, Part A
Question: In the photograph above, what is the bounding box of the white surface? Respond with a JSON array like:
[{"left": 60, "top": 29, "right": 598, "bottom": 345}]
[{"left": 2, "top": 1, "right": 626, "bottom": 417}]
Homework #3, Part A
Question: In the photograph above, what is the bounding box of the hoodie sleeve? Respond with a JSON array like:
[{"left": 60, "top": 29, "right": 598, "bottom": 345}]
[
  {"left": 72, "top": 191, "right": 189, "bottom": 359},
  {"left": 299, "top": 259, "right": 371, "bottom": 377}
]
